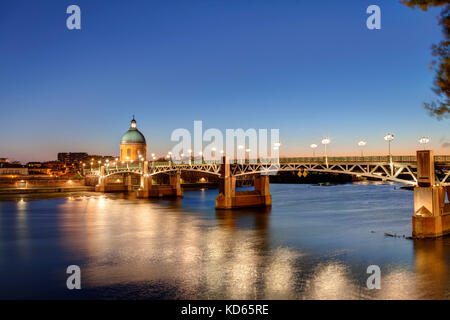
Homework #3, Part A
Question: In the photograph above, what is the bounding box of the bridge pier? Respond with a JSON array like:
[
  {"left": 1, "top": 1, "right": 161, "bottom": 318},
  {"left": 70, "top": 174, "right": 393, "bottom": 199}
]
[
  {"left": 137, "top": 163, "right": 183, "bottom": 198},
  {"left": 215, "top": 157, "right": 271, "bottom": 209},
  {"left": 94, "top": 166, "right": 106, "bottom": 192},
  {"left": 412, "top": 150, "right": 450, "bottom": 238}
]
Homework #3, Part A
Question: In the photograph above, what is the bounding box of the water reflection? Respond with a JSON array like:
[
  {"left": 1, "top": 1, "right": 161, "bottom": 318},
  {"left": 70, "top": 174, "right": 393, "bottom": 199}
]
[{"left": 0, "top": 184, "right": 449, "bottom": 299}]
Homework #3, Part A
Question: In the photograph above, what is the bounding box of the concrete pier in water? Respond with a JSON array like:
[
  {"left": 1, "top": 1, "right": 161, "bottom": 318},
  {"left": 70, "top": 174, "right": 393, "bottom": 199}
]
[
  {"left": 215, "top": 157, "right": 271, "bottom": 209},
  {"left": 412, "top": 150, "right": 450, "bottom": 238}
]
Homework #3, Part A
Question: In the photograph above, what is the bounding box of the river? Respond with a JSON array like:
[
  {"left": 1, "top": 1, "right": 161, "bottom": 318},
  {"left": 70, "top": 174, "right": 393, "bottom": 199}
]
[{"left": 0, "top": 183, "right": 448, "bottom": 299}]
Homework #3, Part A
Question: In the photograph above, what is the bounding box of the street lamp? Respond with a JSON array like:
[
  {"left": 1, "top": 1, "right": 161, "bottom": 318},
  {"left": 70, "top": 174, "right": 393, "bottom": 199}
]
[
  {"left": 321, "top": 138, "right": 330, "bottom": 165},
  {"left": 384, "top": 133, "right": 394, "bottom": 161},
  {"left": 310, "top": 143, "right": 318, "bottom": 157},
  {"left": 419, "top": 136, "right": 430, "bottom": 150},
  {"left": 273, "top": 142, "right": 281, "bottom": 150},
  {"left": 358, "top": 140, "right": 367, "bottom": 157}
]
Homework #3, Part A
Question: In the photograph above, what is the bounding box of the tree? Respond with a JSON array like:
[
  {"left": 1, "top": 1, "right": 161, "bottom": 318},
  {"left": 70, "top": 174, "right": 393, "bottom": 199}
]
[{"left": 401, "top": 0, "right": 449, "bottom": 119}]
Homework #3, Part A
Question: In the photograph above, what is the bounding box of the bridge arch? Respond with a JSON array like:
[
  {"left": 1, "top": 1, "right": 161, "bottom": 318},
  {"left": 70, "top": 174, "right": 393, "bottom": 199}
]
[
  {"left": 104, "top": 170, "right": 142, "bottom": 178},
  {"left": 149, "top": 168, "right": 221, "bottom": 176},
  {"left": 232, "top": 167, "right": 417, "bottom": 185}
]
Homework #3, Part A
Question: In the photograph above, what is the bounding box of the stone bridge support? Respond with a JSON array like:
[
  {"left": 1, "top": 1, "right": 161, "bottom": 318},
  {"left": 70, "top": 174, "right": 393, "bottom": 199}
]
[
  {"left": 95, "top": 166, "right": 136, "bottom": 193},
  {"left": 216, "top": 157, "right": 271, "bottom": 209},
  {"left": 413, "top": 150, "right": 450, "bottom": 238},
  {"left": 137, "top": 162, "right": 183, "bottom": 198},
  {"left": 95, "top": 166, "right": 106, "bottom": 192}
]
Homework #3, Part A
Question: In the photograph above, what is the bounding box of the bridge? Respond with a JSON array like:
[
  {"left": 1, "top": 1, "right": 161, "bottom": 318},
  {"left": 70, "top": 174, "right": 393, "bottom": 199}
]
[{"left": 85, "top": 151, "right": 450, "bottom": 239}]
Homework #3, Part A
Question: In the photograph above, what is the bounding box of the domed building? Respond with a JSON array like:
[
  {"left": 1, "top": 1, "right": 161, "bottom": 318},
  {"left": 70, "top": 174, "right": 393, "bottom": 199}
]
[{"left": 120, "top": 116, "right": 147, "bottom": 162}]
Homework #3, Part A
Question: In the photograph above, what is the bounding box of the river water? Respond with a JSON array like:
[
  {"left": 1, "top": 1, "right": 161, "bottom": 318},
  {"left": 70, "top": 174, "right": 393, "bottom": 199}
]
[{"left": 0, "top": 183, "right": 448, "bottom": 299}]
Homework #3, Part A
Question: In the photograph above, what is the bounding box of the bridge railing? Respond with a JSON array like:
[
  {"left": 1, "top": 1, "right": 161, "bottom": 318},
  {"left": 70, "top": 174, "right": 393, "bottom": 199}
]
[
  {"left": 83, "top": 155, "right": 450, "bottom": 175},
  {"left": 279, "top": 156, "right": 417, "bottom": 163}
]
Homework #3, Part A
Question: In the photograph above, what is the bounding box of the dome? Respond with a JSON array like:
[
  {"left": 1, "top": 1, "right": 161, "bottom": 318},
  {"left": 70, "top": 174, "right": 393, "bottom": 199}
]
[
  {"left": 120, "top": 129, "right": 146, "bottom": 144},
  {"left": 120, "top": 117, "right": 146, "bottom": 145}
]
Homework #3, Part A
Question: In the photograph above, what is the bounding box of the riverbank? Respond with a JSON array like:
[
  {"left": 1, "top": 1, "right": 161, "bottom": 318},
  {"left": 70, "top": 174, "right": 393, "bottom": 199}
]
[{"left": 0, "top": 186, "right": 95, "bottom": 195}]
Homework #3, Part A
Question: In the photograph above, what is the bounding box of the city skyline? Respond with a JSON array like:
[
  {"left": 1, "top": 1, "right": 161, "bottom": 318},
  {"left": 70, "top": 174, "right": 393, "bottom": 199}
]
[{"left": 1, "top": 0, "right": 449, "bottom": 163}]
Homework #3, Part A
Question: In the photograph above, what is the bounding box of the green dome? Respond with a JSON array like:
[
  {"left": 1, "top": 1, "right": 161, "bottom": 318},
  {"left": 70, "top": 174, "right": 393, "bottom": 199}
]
[
  {"left": 120, "top": 117, "right": 146, "bottom": 144},
  {"left": 120, "top": 129, "right": 146, "bottom": 144}
]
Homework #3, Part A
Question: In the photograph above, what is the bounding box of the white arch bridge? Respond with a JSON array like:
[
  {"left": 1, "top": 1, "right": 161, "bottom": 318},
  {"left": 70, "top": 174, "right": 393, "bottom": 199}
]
[{"left": 86, "top": 155, "right": 450, "bottom": 186}]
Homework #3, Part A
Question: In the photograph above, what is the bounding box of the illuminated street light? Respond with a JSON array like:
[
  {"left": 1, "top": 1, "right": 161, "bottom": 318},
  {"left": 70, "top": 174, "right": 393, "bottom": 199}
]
[
  {"left": 384, "top": 133, "right": 394, "bottom": 160},
  {"left": 358, "top": 140, "right": 367, "bottom": 157},
  {"left": 273, "top": 142, "right": 281, "bottom": 150},
  {"left": 321, "top": 138, "right": 330, "bottom": 165},
  {"left": 310, "top": 143, "right": 318, "bottom": 156},
  {"left": 419, "top": 136, "right": 430, "bottom": 150}
]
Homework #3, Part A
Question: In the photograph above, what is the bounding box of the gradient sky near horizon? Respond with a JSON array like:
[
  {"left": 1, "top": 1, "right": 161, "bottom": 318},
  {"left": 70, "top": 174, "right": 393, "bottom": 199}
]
[{"left": 1, "top": 0, "right": 449, "bottom": 163}]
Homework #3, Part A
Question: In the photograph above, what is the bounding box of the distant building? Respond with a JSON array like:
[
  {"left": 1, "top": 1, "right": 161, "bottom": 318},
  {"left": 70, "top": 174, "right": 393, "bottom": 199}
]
[
  {"left": 0, "top": 158, "right": 10, "bottom": 163},
  {"left": 0, "top": 163, "right": 28, "bottom": 176},
  {"left": 27, "top": 162, "right": 43, "bottom": 168},
  {"left": 24, "top": 161, "right": 68, "bottom": 176},
  {"left": 57, "top": 152, "right": 88, "bottom": 164}
]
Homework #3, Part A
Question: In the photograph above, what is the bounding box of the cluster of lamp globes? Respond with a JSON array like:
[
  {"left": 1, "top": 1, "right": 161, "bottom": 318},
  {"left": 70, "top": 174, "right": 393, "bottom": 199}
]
[
  {"left": 309, "top": 134, "right": 431, "bottom": 157},
  {"left": 163, "top": 143, "right": 281, "bottom": 160}
]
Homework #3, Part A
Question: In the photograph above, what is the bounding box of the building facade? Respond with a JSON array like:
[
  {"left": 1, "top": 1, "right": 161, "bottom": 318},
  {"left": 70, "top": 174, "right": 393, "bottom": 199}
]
[
  {"left": 120, "top": 117, "right": 147, "bottom": 162},
  {"left": 57, "top": 152, "right": 88, "bottom": 164}
]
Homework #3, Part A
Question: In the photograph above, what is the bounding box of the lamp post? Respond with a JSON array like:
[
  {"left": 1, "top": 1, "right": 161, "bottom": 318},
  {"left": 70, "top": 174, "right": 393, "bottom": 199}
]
[
  {"left": 245, "top": 148, "right": 251, "bottom": 163},
  {"left": 273, "top": 142, "right": 281, "bottom": 164},
  {"left": 321, "top": 138, "right": 330, "bottom": 166},
  {"left": 151, "top": 153, "right": 155, "bottom": 166},
  {"left": 419, "top": 136, "right": 430, "bottom": 150},
  {"left": 238, "top": 145, "right": 244, "bottom": 163},
  {"left": 310, "top": 143, "right": 318, "bottom": 157},
  {"left": 358, "top": 140, "right": 367, "bottom": 157},
  {"left": 384, "top": 133, "right": 395, "bottom": 175},
  {"left": 384, "top": 133, "right": 394, "bottom": 163},
  {"left": 211, "top": 147, "right": 217, "bottom": 163}
]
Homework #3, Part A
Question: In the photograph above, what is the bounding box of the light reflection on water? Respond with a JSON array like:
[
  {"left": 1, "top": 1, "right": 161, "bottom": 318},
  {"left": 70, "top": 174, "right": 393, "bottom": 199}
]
[{"left": 0, "top": 183, "right": 448, "bottom": 299}]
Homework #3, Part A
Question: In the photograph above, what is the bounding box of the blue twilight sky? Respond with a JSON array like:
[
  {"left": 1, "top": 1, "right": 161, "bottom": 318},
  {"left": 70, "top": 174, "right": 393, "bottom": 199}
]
[{"left": 0, "top": 0, "right": 449, "bottom": 162}]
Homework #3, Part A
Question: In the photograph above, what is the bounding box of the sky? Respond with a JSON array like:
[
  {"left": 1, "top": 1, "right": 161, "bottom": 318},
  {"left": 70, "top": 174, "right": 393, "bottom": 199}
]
[{"left": 0, "top": 0, "right": 449, "bottom": 162}]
